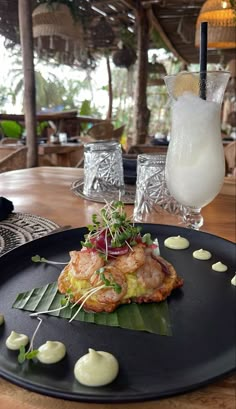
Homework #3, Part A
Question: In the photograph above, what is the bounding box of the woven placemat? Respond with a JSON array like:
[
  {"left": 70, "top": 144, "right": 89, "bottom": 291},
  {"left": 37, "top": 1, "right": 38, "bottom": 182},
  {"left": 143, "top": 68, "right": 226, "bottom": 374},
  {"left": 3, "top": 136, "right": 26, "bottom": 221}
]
[
  {"left": 0, "top": 213, "right": 59, "bottom": 256},
  {"left": 71, "top": 178, "right": 136, "bottom": 204}
]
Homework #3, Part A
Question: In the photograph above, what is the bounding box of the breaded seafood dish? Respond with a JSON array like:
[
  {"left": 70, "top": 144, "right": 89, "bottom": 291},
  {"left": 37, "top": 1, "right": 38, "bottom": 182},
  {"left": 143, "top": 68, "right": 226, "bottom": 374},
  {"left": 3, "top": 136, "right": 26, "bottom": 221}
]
[{"left": 58, "top": 201, "right": 183, "bottom": 313}]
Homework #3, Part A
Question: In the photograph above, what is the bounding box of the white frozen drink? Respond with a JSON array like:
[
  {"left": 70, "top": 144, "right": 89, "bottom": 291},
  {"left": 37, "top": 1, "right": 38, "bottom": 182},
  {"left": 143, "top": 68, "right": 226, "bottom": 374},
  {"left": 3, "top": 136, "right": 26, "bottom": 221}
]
[{"left": 165, "top": 93, "right": 225, "bottom": 208}]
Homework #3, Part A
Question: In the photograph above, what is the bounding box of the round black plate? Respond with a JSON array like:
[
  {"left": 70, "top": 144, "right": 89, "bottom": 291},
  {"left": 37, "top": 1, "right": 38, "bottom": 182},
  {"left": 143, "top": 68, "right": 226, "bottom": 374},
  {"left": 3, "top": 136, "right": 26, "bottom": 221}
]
[{"left": 0, "top": 225, "right": 235, "bottom": 403}]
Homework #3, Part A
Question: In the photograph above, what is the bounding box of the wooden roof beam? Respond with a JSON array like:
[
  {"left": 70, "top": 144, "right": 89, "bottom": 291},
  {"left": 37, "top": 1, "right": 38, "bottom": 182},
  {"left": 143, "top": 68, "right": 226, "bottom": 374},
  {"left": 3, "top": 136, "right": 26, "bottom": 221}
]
[
  {"left": 119, "top": 0, "right": 140, "bottom": 11},
  {"left": 147, "top": 6, "right": 188, "bottom": 64},
  {"left": 120, "top": 1, "right": 187, "bottom": 64}
]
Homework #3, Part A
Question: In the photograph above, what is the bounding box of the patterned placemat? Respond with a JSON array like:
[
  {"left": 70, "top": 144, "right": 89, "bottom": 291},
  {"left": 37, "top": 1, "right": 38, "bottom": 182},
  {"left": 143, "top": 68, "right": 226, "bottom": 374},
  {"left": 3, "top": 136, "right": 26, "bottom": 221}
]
[
  {"left": 0, "top": 213, "right": 59, "bottom": 256},
  {"left": 71, "top": 178, "right": 136, "bottom": 204}
]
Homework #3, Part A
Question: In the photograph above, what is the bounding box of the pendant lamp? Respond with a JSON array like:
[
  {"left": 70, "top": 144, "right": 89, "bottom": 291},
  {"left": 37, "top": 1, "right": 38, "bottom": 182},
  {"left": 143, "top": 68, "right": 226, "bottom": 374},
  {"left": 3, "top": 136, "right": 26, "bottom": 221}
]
[
  {"left": 32, "top": 2, "right": 84, "bottom": 65},
  {"left": 195, "top": 0, "right": 236, "bottom": 48}
]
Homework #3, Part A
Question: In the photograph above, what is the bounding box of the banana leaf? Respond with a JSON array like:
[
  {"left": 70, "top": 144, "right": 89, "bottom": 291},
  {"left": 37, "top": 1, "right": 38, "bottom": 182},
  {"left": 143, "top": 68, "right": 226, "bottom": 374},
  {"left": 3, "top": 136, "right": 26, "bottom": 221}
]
[{"left": 12, "top": 282, "right": 172, "bottom": 336}]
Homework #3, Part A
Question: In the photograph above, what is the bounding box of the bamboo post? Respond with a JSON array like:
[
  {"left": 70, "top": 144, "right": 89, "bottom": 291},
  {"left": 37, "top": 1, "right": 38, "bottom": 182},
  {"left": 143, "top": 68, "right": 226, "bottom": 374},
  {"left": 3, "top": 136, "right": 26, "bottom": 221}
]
[
  {"left": 106, "top": 54, "right": 113, "bottom": 120},
  {"left": 18, "top": 0, "right": 38, "bottom": 167},
  {"left": 133, "top": 6, "right": 150, "bottom": 145}
]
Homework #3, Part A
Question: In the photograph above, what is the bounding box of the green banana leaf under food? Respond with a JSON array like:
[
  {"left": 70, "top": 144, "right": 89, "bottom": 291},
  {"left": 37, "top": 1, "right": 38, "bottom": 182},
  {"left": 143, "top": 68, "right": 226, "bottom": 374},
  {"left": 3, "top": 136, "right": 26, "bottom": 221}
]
[{"left": 12, "top": 282, "right": 172, "bottom": 336}]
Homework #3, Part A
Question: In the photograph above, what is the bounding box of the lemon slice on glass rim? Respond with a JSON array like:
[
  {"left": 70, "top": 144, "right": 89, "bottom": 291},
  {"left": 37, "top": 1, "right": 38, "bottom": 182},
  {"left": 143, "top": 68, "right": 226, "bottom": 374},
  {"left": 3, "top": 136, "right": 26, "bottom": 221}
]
[{"left": 173, "top": 71, "right": 200, "bottom": 98}]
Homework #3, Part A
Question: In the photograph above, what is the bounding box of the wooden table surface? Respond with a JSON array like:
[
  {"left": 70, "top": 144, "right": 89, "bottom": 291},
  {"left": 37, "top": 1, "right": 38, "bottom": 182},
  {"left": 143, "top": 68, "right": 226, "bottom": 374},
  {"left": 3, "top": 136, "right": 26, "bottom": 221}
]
[{"left": 0, "top": 167, "right": 235, "bottom": 409}]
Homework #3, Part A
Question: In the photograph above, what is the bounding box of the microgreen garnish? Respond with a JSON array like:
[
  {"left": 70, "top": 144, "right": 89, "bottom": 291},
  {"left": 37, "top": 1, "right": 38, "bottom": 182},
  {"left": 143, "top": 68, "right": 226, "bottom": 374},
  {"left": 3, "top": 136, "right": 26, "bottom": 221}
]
[
  {"left": 17, "top": 317, "right": 42, "bottom": 364},
  {"left": 18, "top": 346, "right": 39, "bottom": 364},
  {"left": 68, "top": 268, "right": 122, "bottom": 322},
  {"left": 30, "top": 294, "right": 71, "bottom": 317},
  {"left": 80, "top": 241, "right": 93, "bottom": 248},
  {"left": 82, "top": 201, "right": 141, "bottom": 260},
  {"left": 141, "top": 233, "right": 153, "bottom": 246},
  {"left": 95, "top": 268, "right": 122, "bottom": 294},
  {"left": 31, "top": 255, "right": 68, "bottom": 265},
  {"left": 60, "top": 289, "right": 74, "bottom": 306}
]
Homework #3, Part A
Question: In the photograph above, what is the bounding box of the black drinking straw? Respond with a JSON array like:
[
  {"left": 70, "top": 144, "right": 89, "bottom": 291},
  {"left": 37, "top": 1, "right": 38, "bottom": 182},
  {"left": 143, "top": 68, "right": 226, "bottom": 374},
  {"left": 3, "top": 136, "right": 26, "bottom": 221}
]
[{"left": 199, "top": 21, "right": 208, "bottom": 100}]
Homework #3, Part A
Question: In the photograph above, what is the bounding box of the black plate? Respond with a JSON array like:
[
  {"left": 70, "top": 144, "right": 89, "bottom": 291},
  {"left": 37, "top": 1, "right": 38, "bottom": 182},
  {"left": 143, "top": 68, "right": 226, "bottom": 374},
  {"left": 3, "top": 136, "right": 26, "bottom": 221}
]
[{"left": 0, "top": 225, "right": 235, "bottom": 403}]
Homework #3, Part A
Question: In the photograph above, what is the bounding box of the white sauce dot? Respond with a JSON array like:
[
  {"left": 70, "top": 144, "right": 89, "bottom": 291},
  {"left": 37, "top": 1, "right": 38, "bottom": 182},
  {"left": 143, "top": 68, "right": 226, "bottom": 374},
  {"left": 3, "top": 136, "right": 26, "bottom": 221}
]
[
  {"left": 231, "top": 274, "right": 236, "bottom": 286},
  {"left": 37, "top": 341, "right": 66, "bottom": 364},
  {"left": 0, "top": 314, "right": 4, "bottom": 326},
  {"left": 164, "top": 235, "right": 190, "bottom": 250},
  {"left": 192, "top": 249, "right": 212, "bottom": 260},
  {"left": 212, "top": 261, "right": 228, "bottom": 272},
  {"left": 6, "top": 331, "right": 29, "bottom": 350},
  {"left": 74, "top": 348, "right": 119, "bottom": 387}
]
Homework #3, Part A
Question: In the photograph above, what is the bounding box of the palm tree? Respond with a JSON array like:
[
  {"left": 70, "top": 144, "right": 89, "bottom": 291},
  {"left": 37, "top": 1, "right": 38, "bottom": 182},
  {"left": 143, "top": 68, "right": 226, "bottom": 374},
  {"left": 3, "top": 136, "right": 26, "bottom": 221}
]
[{"left": 8, "top": 47, "right": 93, "bottom": 112}]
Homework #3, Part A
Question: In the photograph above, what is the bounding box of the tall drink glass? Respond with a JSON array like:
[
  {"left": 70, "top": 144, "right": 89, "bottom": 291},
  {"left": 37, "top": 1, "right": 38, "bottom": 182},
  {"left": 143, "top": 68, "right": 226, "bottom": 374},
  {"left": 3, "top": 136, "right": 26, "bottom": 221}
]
[{"left": 164, "top": 71, "right": 230, "bottom": 229}]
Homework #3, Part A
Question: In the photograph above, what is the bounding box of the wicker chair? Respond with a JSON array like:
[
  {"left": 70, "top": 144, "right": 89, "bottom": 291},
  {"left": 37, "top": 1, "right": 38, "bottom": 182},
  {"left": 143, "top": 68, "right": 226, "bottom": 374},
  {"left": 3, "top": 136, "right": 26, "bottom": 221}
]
[
  {"left": 0, "top": 137, "right": 19, "bottom": 144},
  {"left": 0, "top": 147, "right": 27, "bottom": 173},
  {"left": 87, "top": 122, "right": 114, "bottom": 140}
]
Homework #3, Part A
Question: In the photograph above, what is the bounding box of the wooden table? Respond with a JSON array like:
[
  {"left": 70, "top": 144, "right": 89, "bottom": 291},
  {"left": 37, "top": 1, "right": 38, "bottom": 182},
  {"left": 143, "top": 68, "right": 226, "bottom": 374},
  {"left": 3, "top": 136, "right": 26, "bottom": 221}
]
[
  {"left": 38, "top": 143, "right": 84, "bottom": 167},
  {"left": 0, "top": 144, "right": 84, "bottom": 168},
  {"left": 0, "top": 167, "right": 235, "bottom": 409},
  {"left": 0, "top": 112, "right": 105, "bottom": 135}
]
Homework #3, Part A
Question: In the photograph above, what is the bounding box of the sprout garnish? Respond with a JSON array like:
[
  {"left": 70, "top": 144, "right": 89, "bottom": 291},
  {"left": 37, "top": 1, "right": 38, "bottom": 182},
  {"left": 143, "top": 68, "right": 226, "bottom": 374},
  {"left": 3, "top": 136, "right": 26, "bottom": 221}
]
[
  {"left": 141, "top": 233, "right": 153, "bottom": 246},
  {"left": 95, "top": 267, "right": 122, "bottom": 294},
  {"left": 31, "top": 255, "right": 68, "bottom": 265},
  {"left": 82, "top": 201, "right": 142, "bottom": 260},
  {"left": 30, "top": 293, "right": 72, "bottom": 317},
  {"left": 17, "top": 317, "right": 42, "bottom": 364}
]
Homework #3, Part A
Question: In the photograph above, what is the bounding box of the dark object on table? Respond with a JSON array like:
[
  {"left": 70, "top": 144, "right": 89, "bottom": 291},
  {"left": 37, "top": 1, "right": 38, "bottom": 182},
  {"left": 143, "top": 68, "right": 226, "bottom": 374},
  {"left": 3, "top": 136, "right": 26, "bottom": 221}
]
[
  {"left": 123, "top": 156, "right": 137, "bottom": 185},
  {"left": 0, "top": 197, "right": 14, "bottom": 221},
  {"left": 150, "top": 138, "right": 169, "bottom": 146},
  {"left": 67, "top": 137, "right": 79, "bottom": 143}
]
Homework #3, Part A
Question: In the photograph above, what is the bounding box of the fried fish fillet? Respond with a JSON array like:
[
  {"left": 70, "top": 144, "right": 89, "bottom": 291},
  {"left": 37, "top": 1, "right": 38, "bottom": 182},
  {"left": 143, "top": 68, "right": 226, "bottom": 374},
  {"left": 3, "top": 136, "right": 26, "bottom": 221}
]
[{"left": 58, "top": 244, "right": 183, "bottom": 313}]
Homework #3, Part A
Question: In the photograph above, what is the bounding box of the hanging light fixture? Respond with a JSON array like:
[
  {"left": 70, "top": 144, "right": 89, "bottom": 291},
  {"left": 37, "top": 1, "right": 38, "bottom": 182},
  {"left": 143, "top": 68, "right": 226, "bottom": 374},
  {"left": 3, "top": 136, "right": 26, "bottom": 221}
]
[
  {"left": 195, "top": 0, "right": 236, "bottom": 49},
  {"left": 32, "top": 2, "right": 84, "bottom": 65},
  {"left": 90, "top": 17, "right": 115, "bottom": 48}
]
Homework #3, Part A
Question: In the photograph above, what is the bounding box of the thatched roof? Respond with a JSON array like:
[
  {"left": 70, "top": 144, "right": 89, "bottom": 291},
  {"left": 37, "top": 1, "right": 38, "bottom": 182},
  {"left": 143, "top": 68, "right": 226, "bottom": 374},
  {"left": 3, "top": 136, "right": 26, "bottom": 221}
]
[
  {"left": 0, "top": 0, "right": 234, "bottom": 65},
  {"left": 148, "top": 0, "right": 235, "bottom": 65}
]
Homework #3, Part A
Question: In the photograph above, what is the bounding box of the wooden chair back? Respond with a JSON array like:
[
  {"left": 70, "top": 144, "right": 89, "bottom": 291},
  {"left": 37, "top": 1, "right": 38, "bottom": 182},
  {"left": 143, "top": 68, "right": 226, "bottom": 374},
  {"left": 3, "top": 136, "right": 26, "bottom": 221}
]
[
  {"left": 224, "top": 141, "right": 236, "bottom": 175},
  {"left": 112, "top": 125, "right": 125, "bottom": 142},
  {"left": 69, "top": 145, "right": 84, "bottom": 167},
  {"left": 0, "top": 144, "right": 20, "bottom": 160},
  {"left": 0, "top": 137, "right": 19, "bottom": 144},
  {"left": 87, "top": 122, "right": 114, "bottom": 140},
  {"left": 0, "top": 146, "right": 27, "bottom": 173}
]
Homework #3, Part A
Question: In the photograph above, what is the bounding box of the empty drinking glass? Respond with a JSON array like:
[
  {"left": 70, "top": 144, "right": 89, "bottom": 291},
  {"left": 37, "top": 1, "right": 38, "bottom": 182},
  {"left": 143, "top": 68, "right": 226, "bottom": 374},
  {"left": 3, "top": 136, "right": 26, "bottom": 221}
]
[
  {"left": 83, "top": 140, "right": 125, "bottom": 200},
  {"left": 133, "top": 154, "right": 185, "bottom": 223}
]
